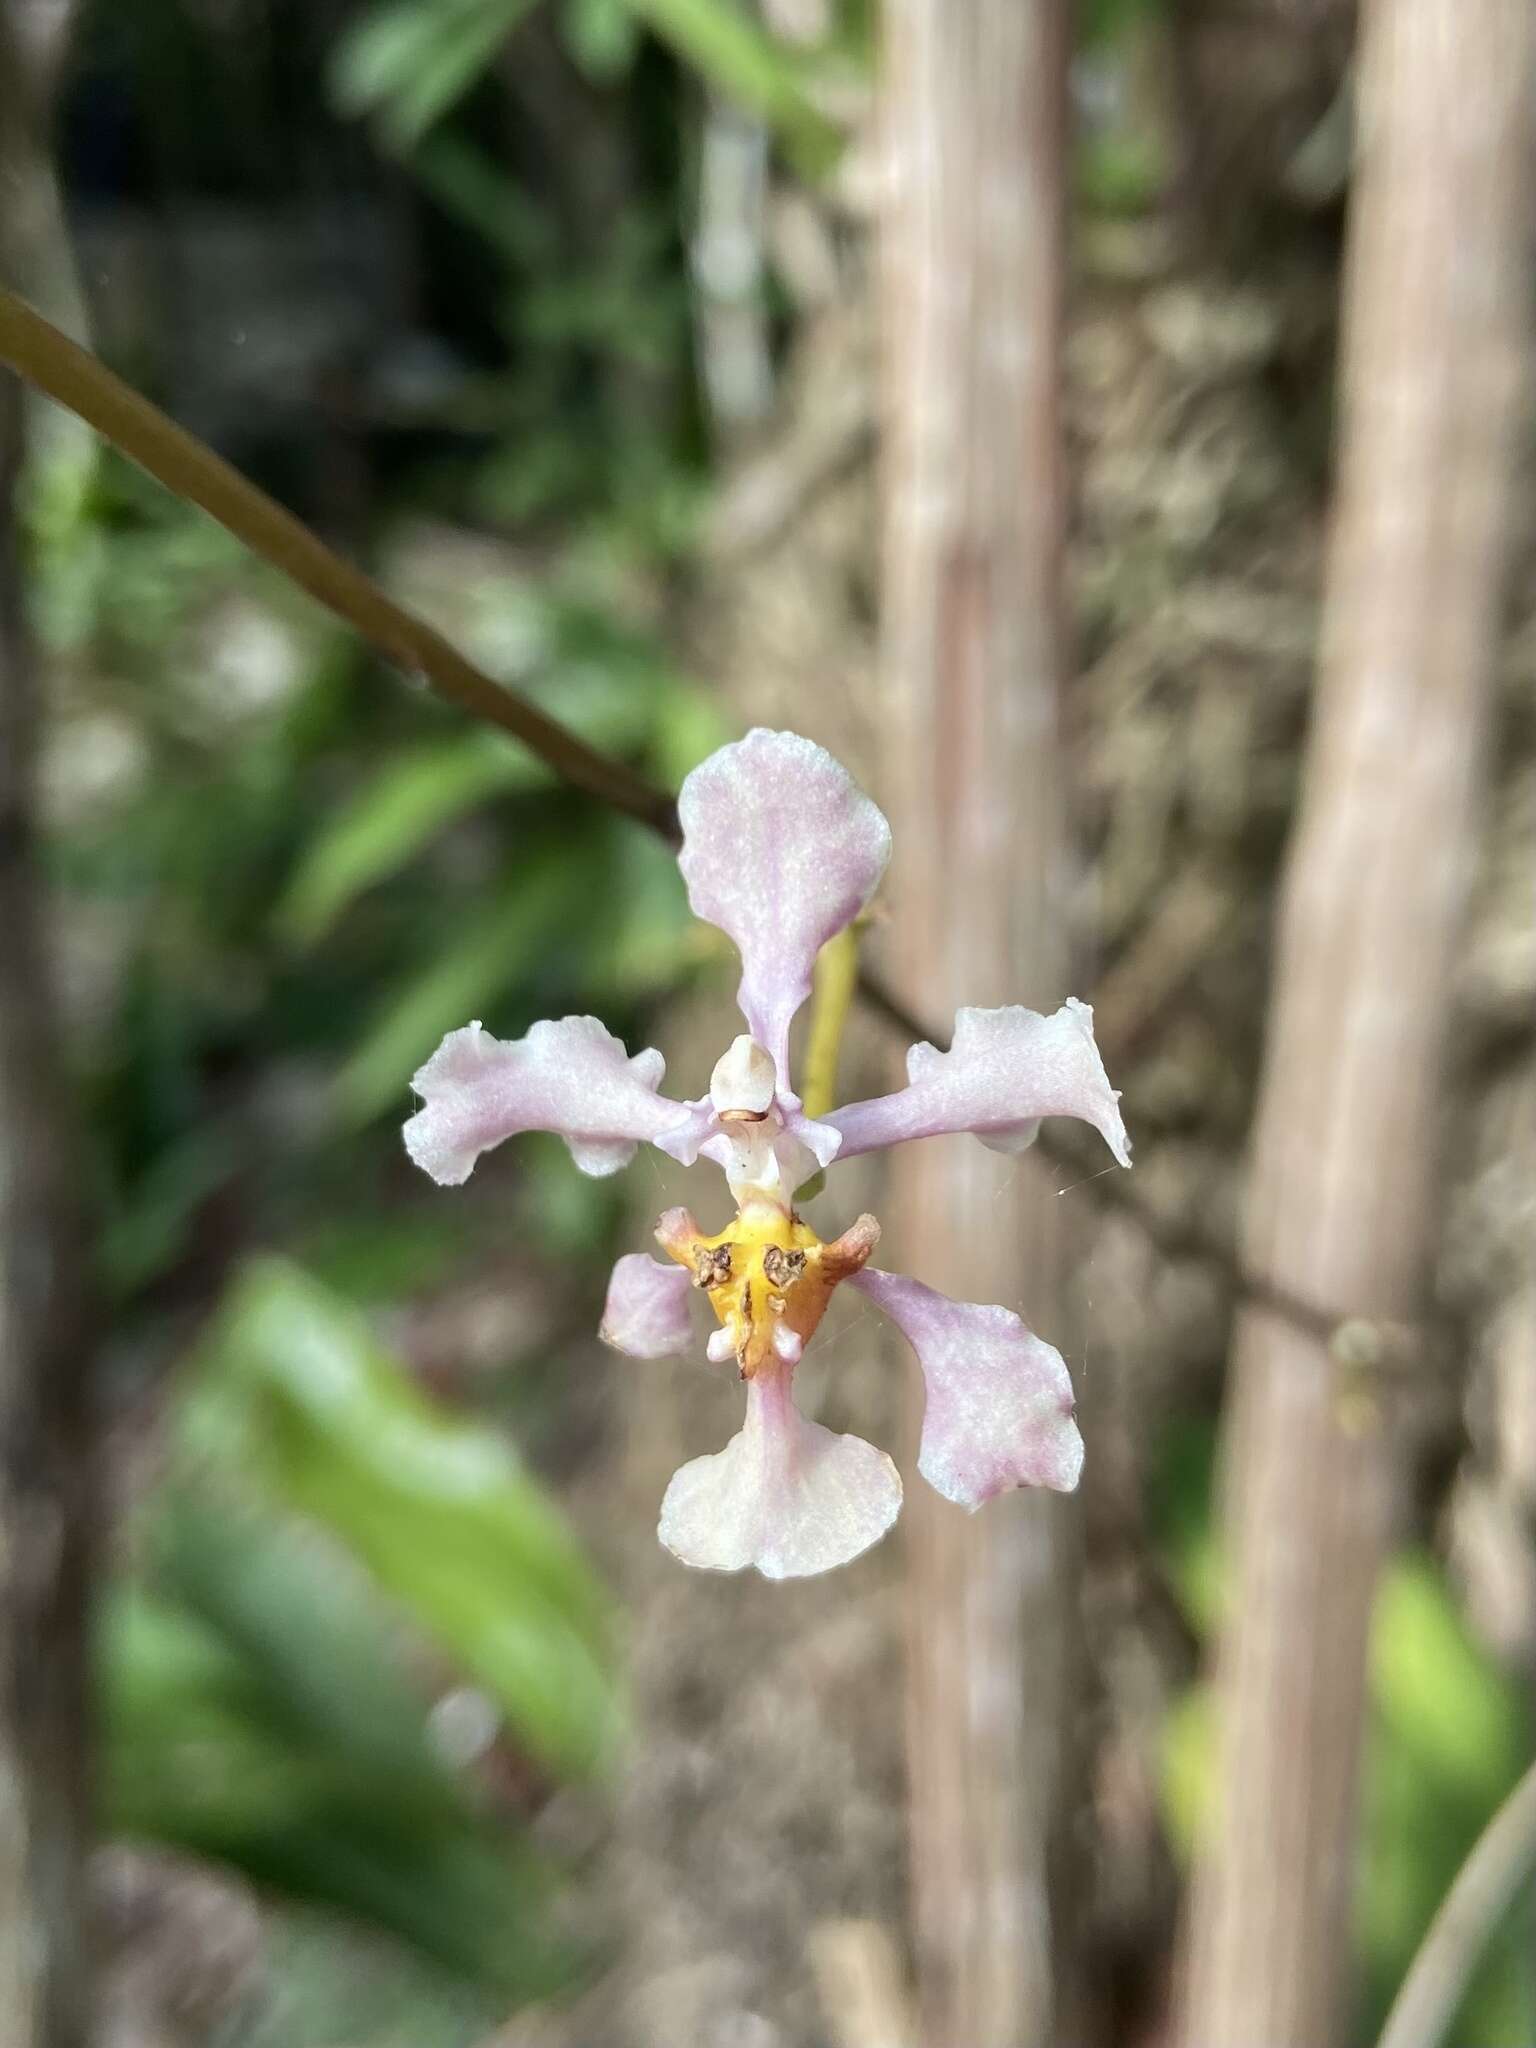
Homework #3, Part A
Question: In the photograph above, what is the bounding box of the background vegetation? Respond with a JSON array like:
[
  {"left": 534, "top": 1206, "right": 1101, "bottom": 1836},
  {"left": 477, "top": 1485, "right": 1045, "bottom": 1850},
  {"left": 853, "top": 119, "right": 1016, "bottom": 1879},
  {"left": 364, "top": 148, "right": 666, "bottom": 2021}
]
[{"left": 0, "top": 0, "right": 1531, "bottom": 2044}]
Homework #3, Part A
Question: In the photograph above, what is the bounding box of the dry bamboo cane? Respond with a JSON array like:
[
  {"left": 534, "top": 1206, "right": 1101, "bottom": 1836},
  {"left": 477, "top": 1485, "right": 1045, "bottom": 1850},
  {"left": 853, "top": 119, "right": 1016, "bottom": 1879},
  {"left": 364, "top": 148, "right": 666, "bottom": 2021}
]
[
  {"left": 880, "top": 5, "right": 1079, "bottom": 2044},
  {"left": 1175, "top": 3, "right": 1533, "bottom": 2043}
]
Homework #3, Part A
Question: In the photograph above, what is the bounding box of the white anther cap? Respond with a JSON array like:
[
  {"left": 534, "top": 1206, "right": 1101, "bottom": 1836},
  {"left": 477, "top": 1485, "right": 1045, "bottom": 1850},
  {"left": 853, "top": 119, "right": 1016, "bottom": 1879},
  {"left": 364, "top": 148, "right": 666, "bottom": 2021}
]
[{"left": 709, "top": 1035, "right": 777, "bottom": 1116}]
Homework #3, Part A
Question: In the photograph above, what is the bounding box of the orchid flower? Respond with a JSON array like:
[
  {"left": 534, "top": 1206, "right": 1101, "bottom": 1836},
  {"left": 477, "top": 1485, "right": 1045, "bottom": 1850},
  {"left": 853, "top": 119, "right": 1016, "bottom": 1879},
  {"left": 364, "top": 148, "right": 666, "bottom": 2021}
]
[{"left": 404, "top": 729, "right": 1130, "bottom": 1579}]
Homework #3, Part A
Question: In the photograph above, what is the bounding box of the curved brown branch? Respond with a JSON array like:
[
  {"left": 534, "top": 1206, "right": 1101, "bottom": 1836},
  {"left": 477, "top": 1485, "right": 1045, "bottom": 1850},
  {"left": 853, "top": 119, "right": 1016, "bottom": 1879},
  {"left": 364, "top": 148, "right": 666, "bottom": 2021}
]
[{"left": 0, "top": 289, "right": 678, "bottom": 840}]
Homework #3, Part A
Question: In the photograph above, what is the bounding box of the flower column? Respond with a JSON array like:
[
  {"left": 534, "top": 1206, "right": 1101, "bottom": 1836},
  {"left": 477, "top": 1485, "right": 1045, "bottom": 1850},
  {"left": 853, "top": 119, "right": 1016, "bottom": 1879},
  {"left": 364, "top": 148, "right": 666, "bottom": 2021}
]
[{"left": 881, "top": 6, "right": 1078, "bottom": 2046}]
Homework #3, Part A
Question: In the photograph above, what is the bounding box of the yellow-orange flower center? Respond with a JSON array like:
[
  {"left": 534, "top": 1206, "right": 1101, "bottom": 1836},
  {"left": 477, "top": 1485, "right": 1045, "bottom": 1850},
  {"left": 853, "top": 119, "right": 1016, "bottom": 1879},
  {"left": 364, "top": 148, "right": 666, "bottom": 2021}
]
[{"left": 657, "top": 1202, "right": 880, "bottom": 1379}]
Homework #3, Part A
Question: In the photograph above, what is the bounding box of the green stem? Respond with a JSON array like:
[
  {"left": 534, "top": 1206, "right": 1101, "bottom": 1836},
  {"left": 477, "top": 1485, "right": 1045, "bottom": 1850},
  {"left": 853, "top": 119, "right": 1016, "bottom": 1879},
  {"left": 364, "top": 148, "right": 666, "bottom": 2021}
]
[
  {"left": 794, "top": 924, "right": 860, "bottom": 1201},
  {"left": 801, "top": 924, "right": 859, "bottom": 1120},
  {"left": 0, "top": 288, "right": 677, "bottom": 841}
]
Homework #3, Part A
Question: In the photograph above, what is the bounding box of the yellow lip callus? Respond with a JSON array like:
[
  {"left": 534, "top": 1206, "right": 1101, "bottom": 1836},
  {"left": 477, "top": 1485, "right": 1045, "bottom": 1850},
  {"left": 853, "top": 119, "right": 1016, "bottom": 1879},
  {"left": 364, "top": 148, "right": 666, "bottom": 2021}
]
[{"left": 655, "top": 1203, "right": 881, "bottom": 1379}]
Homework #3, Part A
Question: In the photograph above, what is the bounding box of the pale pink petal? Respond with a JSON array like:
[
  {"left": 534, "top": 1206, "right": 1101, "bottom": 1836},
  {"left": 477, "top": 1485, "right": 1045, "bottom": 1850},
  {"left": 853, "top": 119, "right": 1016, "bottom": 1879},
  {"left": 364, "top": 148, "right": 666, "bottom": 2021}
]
[
  {"left": 657, "top": 1373, "right": 901, "bottom": 1578},
  {"left": 781, "top": 1102, "right": 843, "bottom": 1171},
  {"left": 647, "top": 1096, "right": 718, "bottom": 1167},
  {"left": 404, "top": 1016, "right": 687, "bottom": 1186},
  {"left": 849, "top": 1268, "right": 1083, "bottom": 1507},
  {"left": 599, "top": 1255, "right": 695, "bottom": 1359},
  {"left": 827, "top": 999, "right": 1129, "bottom": 1168},
  {"left": 676, "top": 730, "right": 891, "bottom": 1078}
]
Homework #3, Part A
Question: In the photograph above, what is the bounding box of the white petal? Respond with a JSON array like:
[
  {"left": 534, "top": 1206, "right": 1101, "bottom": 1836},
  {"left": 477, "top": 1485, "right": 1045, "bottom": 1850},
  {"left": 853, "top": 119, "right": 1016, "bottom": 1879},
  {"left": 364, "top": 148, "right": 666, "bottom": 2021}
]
[
  {"left": 849, "top": 1268, "right": 1084, "bottom": 1508},
  {"left": 677, "top": 730, "right": 891, "bottom": 1079},
  {"left": 657, "top": 1373, "right": 901, "bottom": 1579},
  {"left": 828, "top": 999, "right": 1130, "bottom": 1168},
  {"left": 404, "top": 1016, "right": 687, "bottom": 1186},
  {"left": 599, "top": 1255, "right": 695, "bottom": 1359}
]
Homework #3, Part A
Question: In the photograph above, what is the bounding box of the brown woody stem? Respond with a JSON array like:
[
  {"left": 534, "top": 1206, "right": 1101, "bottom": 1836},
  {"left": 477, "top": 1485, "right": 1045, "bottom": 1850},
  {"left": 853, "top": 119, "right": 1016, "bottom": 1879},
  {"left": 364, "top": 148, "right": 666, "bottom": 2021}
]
[{"left": 0, "top": 288, "right": 677, "bottom": 840}]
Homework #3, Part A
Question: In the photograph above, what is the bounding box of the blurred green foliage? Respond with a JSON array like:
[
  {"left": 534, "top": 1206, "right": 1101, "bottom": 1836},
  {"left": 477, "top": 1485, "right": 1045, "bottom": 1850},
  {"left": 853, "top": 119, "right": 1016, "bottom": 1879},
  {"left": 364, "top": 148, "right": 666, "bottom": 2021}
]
[
  {"left": 39, "top": 2, "right": 1529, "bottom": 2040},
  {"left": 107, "top": 1259, "right": 621, "bottom": 2000},
  {"left": 1155, "top": 1424, "right": 1536, "bottom": 2048},
  {"left": 41, "top": 14, "right": 721, "bottom": 1991},
  {"left": 185, "top": 1260, "right": 621, "bottom": 1778},
  {"left": 332, "top": 0, "right": 547, "bottom": 149},
  {"left": 32, "top": 457, "right": 716, "bottom": 1309},
  {"left": 44, "top": 18, "right": 733, "bottom": 2003},
  {"left": 331, "top": 0, "right": 845, "bottom": 173},
  {"left": 35, "top": 434, "right": 710, "bottom": 2018}
]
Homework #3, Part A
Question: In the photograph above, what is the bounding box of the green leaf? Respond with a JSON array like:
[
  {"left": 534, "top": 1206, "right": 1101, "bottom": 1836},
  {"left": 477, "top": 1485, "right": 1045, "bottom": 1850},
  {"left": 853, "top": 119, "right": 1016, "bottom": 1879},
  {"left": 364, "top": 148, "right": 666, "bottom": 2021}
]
[
  {"left": 182, "top": 1258, "right": 623, "bottom": 1780},
  {"left": 102, "top": 1541, "right": 583, "bottom": 1997},
  {"left": 1360, "top": 1560, "right": 1534, "bottom": 2043},
  {"left": 331, "top": 844, "right": 593, "bottom": 1124},
  {"left": 292, "top": 1210, "right": 469, "bottom": 1305},
  {"left": 1081, "top": 0, "right": 1162, "bottom": 48},
  {"left": 98, "top": 1121, "right": 235, "bottom": 1296},
  {"left": 411, "top": 135, "right": 555, "bottom": 267},
  {"left": 562, "top": 0, "right": 643, "bottom": 80},
  {"left": 332, "top": 0, "right": 442, "bottom": 111},
  {"left": 334, "top": 0, "right": 841, "bottom": 170},
  {"left": 1158, "top": 1684, "right": 1211, "bottom": 1860},
  {"left": 576, "top": 816, "right": 701, "bottom": 1001},
  {"left": 155, "top": 1494, "right": 464, "bottom": 1806},
  {"left": 276, "top": 732, "right": 537, "bottom": 949},
  {"left": 1151, "top": 1426, "right": 1534, "bottom": 2048},
  {"left": 620, "top": 0, "right": 842, "bottom": 175},
  {"left": 331, "top": 0, "right": 542, "bottom": 150},
  {"left": 644, "top": 678, "right": 730, "bottom": 789},
  {"left": 277, "top": 648, "right": 680, "bottom": 952}
]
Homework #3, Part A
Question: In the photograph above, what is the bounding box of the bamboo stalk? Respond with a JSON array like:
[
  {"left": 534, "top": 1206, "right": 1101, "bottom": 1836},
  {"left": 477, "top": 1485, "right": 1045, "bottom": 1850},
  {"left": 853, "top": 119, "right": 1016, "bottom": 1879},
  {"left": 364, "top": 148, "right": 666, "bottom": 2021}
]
[
  {"left": 880, "top": 6, "right": 1079, "bottom": 2042},
  {"left": 1174, "top": 3, "right": 1533, "bottom": 2042}
]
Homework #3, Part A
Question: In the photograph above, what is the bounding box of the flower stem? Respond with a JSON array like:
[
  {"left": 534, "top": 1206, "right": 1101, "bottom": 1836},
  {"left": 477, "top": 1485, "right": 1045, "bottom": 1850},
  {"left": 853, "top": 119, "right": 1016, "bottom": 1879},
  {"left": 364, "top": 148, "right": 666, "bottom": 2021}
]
[
  {"left": 801, "top": 925, "right": 860, "bottom": 1121},
  {"left": 794, "top": 923, "right": 861, "bottom": 1200}
]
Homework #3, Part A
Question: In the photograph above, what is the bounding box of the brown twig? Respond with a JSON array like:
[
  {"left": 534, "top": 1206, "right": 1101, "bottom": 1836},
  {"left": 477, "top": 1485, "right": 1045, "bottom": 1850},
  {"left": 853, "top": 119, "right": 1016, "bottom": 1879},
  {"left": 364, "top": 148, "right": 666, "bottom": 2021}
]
[
  {"left": 1377, "top": 1760, "right": 1536, "bottom": 2048},
  {"left": 0, "top": 289, "right": 678, "bottom": 840}
]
